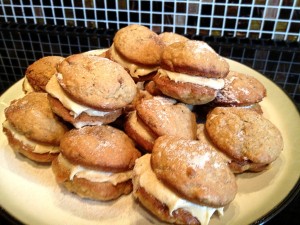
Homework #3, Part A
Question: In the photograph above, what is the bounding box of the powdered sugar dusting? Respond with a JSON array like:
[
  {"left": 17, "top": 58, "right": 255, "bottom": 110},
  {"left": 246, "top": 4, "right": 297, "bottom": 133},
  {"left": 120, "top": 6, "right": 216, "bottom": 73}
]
[
  {"left": 162, "top": 138, "right": 224, "bottom": 171},
  {"left": 189, "top": 152, "right": 211, "bottom": 169},
  {"left": 191, "top": 41, "right": 215, "bottom": 54}
]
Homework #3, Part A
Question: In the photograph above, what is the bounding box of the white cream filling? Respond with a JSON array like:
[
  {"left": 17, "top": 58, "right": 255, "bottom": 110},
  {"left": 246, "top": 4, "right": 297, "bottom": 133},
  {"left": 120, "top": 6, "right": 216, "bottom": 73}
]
[
  {"left": 110, "top": 44, "right": 159, "bottom": 78},
  {"left": 45, "top": 75, "right": 111, "bottom": 118},
  {"left": 158, "top": 69, "right": 225, "bottom": 90},
  {"left": 58, "top": 154, "right": 133, "bottom": 185},
  {"left": 22, "top": 77, "right": 35, "bottom": 93},
  {"left": 72, "top": 121, "right": 104, "bottom": 129},
  {"left": 133, "top": 154, "right": 223, "bottom": 225},
  {"left": 2, "top": 120, "right": 59, "bottom": 154}
]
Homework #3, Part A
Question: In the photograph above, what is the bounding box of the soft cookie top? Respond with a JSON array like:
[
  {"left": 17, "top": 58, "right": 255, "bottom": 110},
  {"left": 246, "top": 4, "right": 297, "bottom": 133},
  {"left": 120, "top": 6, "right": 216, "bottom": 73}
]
[
  {"left": 161, "top": 40, "right": 229, "bottom": 78},
  {"left": 151, "top": 135, "right": 237, "bottom": 207},
  {"left": 57, "top": 54, "right": 137, "bottom": 110},
  {"left": 205, "top": 107, "right": 283, "bottom": 164},
  {"left": 4, "top": 92, "right": 68, "bottom": 145},
  {"left": 25, "top": 56, "right": 65, "bottom": 91},
  {"left": 59, "top": 125, "right": 141, "bottom": 172},
  {"left": 136, "top": 96, "right": 197, "bottom": 139},
  {"left": 214, "top": 71, "right": 266, "bottom": 105},
  {"left": 158, "top": 32, "right": 189, "bottom": 46},
  {"left": 113, "top": 24, "right": 164, "bottom": 66}
]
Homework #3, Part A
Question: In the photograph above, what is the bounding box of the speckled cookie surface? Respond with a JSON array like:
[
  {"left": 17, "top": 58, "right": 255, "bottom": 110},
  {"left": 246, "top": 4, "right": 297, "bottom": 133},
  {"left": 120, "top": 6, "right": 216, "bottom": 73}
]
[
  {"left": 136, "top": 96, "right": 197, "bottom": 139},
  {"left": 158, "top": 32, "right": 189, "bottom": 46},
  {"left": 57, "top": 54, "right": 137, "bottom": 110},
  {"left": 151, "top": 135, "right": 237, "bottom": 207},
  {"left": 152, "top": 73, "right": 218, "bottom": 105},
  {"left": 25, "top": 56, "right": 64, "bottom": 91},
  {"left": 205, "top": 107, "right": 283, "bottom": 164},
  {"left": 113, "top": 24, "right": 163, "bottom": 65},
  {"left": 4, "top": 92, "right": 68, "bottom": 145},
  {"left": 214, "top": 71, "right": 266, "bottom": 105},
  {"left": 59, "top": 125, "right": 141, "bottom": 172},
  {"left": 161, "top": 40, "right": 229, "bottom": 78}
]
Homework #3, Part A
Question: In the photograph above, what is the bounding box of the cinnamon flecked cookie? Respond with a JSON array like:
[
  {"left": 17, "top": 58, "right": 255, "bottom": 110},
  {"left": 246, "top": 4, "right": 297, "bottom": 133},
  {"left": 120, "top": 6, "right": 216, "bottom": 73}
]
[
  {"left": 214, "top": 71, "right": 266, "bottom": 106},
  {"left": 132, "top": 136, "right": 237, "bottom": 225},
  {"left": 3, "top": 92, "right": 69, "bottom": 162},
  {"left": 136, "top": 96, "right": 197, "bottom": 139},
  {"left": 52, "top": 125, "right": 141, "bottom": 201},
  {"left": 57, "top": 54, "right": 136, "bottom": 110},
  {"left": 153, "top": 40, "right": 229, "bottom": 105},
  {"left": 107, "top": 24, "right": 164, "bottom": 81},
  {"left": 205, "top": 107, "right": 283, "bottom": 173},
  {"left": 46, "top": 54, "right": 137, "bottom": 128},
  {"left": 24, "top": 56, "right": 65, "bottom": 92},
  {"left": 158, "top": 32, "right": 189, "bottom": 46},
  {"left": 125, "top": 96, "right": 197, "bottom": 152}
]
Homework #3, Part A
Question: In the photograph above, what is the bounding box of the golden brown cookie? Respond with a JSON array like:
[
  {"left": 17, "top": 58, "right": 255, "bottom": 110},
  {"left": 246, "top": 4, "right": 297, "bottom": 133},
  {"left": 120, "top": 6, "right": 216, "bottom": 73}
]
[
  {"left": 57, "top": 54, "right": 137, "bottom": 110},
  {"left": 3, "top": 92, "right": 69, "bottom": 162},
  {"left": 160, "top": 40, "right": 229, "bottom": 78},
  {"left": 144, "top": 80, "right": 164, "bottom": 96},
  {"left": 158, "top": 32, "right": 189, "bottom": 46},
  {"left": 107, "top": 24, "right": 164, "bottom": 80},
  {"left": 152, "top": 40, "right": 229, "bottom": 105},
  {"left": 153, "top": 73, "right": 218, "bottom": 105},
  {"left": 205, "top": 107, "right": 283, "bottom": 173},
  {"left": 124, "top": 111, "right": 158, "bottom": 152},
  {"left": 52, "top": 125, "right": 141, "bottom": 201},
  {"left": 196, "top": 123, "right": 231, "bottom": 163},
  {"left": 214, "top": 71, "right": 267, "bottom": 106},
  {"left": 113, "top": 24, "right": 163, "bottom": 66},
  {"left": 135, "top": 96, "right": 197, "bottom": 140},
  {"left": 151, "top": 135, "right": 237, "bottom": 207},
  {"left": 59, "top": 125, "right": 141, "bottom": 171},
  {"left": 45, "top": 54, "right": 137, "bottom": 128},
  {"left": 132, "top": 136, "right": 237, "bottom": 224},
  {"left": 24, "top": 56, "right": 64, "bottom": 92}
]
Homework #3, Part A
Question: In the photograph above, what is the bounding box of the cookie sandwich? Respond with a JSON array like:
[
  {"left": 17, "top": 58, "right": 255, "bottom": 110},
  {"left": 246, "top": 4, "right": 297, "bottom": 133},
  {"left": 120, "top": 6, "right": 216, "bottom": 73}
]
[
  {"left": 46, "top": 54, "right": 137, "bottom": 128},
  {"left": 124, "top": 96, "right": 197, "bottom": 152},
  {"left": 52, "top": 125, "right": 141, "bottom": 201},
  {"left": 153, "top": 40, "right": 229, "bottom": 105},
  {"left": 132, "top": 135, "right": 237, "bottom": 225},
  {"left": 205, "top": 107, "right": 283, "bottom": 173},
  {"left": 107, "top": 24, "right": 164, "bottom": 81},
  {"left": 2, "top": 92, "right": 69, "bottom": 163}
]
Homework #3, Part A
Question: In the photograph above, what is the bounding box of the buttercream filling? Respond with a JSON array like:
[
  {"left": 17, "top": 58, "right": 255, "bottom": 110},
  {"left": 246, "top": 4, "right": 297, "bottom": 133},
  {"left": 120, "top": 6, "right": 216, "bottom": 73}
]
[
  {"left": 2, "top": 120, "right": 59, "bottom": 154},
  {"left": 133, "top": 154, "right": 223, "bottom": 225},
  {"left": 58, "top": 154, "right": 133, "bottom": 185},
  {"left": 46, "top": 75, "right": 112, "bottom": 118},
  {"left": 158, "top": 69, "right": 225, "bottom": 90},
  {"left": 110, "top": 44, "right": 159, "bottom": 78}
]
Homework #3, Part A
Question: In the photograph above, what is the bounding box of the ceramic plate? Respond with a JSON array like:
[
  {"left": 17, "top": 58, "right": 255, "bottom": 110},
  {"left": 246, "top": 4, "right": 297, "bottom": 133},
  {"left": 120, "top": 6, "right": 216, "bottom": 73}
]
[{"left": 0, "top": 58, "right": 299, "bottom": 225}]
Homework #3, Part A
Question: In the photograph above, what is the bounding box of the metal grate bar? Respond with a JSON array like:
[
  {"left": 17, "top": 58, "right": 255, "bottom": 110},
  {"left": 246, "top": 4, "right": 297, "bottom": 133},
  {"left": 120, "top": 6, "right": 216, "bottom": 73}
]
[{"left": 1, "top": 0, "right": 299, "bottom": 41}]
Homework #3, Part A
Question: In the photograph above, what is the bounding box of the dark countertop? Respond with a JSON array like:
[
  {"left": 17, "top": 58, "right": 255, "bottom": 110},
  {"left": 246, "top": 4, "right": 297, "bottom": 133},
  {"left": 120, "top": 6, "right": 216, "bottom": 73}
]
[{"left": 0, "top": 23, "right": 299, "bottom": 225}]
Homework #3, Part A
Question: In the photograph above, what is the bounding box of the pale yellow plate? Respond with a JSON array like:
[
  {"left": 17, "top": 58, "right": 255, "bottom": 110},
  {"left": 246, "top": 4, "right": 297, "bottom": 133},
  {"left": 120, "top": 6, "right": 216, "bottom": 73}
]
[{"left": 0, "top": 58, "right": 299, "bottom": 225}]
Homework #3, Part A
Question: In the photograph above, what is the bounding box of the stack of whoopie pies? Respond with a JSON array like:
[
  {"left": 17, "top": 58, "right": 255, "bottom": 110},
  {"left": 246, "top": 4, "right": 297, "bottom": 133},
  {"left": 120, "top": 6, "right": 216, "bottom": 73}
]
[{"left": 2, "top": 24, "right": 283, "bottom": 224}]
